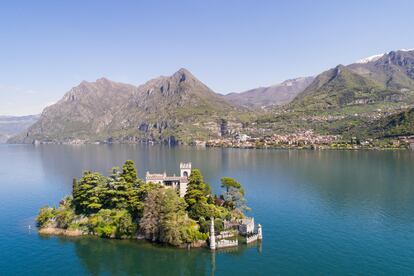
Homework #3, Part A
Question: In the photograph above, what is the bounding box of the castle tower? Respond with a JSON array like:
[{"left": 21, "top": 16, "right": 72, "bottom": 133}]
[
  {"left": 210, "top": 217, "right": 216, "bottom": 250},
  {"left": 257, "top": 224, "right": 263, "bottom": 240},
  {"left": 180, "top": 162, "right": 192, "bottom": 178}
]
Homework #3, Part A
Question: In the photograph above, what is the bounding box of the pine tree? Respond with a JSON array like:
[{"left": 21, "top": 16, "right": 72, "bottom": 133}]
[
  {"left": 184, "top": 169, "right": 224, "bottom": 220},
  {"left": 120, "top": 160, "right": 137, "bottom": 185},
  {"left": 184, "top": 169, "right": 210, "bottom": 206},
  {"left": 73, "top": 171, "right": 108, "bottom": 214}
]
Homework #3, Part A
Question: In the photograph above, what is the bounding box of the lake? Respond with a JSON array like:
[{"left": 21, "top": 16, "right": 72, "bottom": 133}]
[{"left": 0, "top": 144, "right": 413, "bottom": 275}]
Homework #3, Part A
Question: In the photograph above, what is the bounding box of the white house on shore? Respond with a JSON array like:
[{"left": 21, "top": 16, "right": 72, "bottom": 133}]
[{"left": 145, "top": 163, "right": 191, "bottom": 197}]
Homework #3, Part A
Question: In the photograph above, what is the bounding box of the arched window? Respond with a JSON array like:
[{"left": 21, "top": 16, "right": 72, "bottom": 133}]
[{"left": 183, "top": 171, "right": 188, "bottom": 177}]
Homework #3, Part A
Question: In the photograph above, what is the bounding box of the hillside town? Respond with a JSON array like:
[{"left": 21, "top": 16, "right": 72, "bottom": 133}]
[
  {"left": 203, "top": 130, "right": 414, "bottom": 150},
  {"left": 205, "top": 130, "right": 339, "bottom": 149}
]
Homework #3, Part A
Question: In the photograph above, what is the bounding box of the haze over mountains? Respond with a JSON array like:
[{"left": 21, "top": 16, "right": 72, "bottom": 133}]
[
  {"left": 8, "top": 49, "right": 414, "bottom": 144},
  {"left": 0, "top": 115, "right": 39, "bottom": 143},
  {"left": 224, "top": 77, "right": 314, "bottom": 108}
]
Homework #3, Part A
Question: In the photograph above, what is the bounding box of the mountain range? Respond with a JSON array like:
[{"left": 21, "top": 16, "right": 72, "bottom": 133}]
[
  {"left": 10, "top": 69, "right": 247, "bottom": 144},
  {"left": 224, "top": 77, "right": 314, "bottom": 108},
  {"left": 8, "top": 49, "right": 414, "bottom": 144},
  {"left": 292, "top": 49, "right": 414, "bottom": 110},
  {"left": 0, "top": 115, "right": 39, "bottom": 143}
]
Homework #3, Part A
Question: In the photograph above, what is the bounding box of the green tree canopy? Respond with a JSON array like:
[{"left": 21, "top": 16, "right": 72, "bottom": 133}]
[
  {"left": 120, "top": 160, "right": 137, "bottom": 185},
  {"left": 73, "top": 171, "right": 108, "bottom": 214},
  {"left": 221, "top": 177, "right": 244, "bottom": 195},
  {"left": 140, "top": 187, "right": 205, "bottom": 245},
  {"left": 37, "top": 160, "right": 250, "bottom": 246},
  {"left": 184, "top": 169, "right": 229, "bottom": 221},
  {"left": 184, "top": 169, "right": 211, "bottom": 205},
  {"left": 221, "top": 178, "right": 250, "bottom": 217}
]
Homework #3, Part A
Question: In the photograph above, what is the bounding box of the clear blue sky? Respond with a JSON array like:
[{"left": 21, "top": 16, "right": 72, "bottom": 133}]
[{"left": 1, "top": 0, "right": 414, "bottom": 115}]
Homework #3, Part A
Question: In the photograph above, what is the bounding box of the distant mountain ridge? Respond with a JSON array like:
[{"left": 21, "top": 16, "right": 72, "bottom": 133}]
[
  {"left": 9, "top": 48, "right": 414, "bottom": 144},
  {"left": 224, "top": 76, "right": 314, "bottom": 108},
  {"left": 253, "top": 49, "right": 414, "bottom": 138},
  {"left": 289, "top": 49, "right": 414, "bottom": 111},
  {"left": 0, "top": 115, "right": 39, "bottom": 143},
  {"left": 348, "top": 49, "right": 414, "bottom": 90},
  {"left": 10, "top": 69, "right": 247, "bottom": 144}
]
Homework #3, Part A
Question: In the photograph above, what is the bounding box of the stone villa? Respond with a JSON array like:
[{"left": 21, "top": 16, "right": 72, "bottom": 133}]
[{"left": 145, "top": 162, "right": 191, "bottom": 197}]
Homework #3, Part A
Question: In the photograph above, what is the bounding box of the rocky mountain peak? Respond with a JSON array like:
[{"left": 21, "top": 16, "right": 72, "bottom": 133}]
[
  {"left": 10, "top": 66, "right": 242, "bottom": 144},
  {"left": 96, "top": 77, "right": 113, "bottom": 85},
  {"left": 171, "top": 68, "right": 197, "bottom": 84}
]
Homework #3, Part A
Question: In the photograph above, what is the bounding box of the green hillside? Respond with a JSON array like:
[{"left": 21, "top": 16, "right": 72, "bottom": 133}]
[{"left": 349, "top": 108, "right": 414, "bottom": 138}]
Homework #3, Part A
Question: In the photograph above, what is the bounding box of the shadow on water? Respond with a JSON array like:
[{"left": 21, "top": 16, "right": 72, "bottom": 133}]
[{"left": 42, "top": 235, "right": 260, "bottom": 276}]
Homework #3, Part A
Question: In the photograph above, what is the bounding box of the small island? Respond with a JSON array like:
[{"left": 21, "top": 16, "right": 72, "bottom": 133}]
[{"left": 37, "top": 161, "right": 262, "bottom": 249}]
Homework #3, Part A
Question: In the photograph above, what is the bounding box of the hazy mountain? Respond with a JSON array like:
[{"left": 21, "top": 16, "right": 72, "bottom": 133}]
[
  {"left": 0, "top": 115, "right": 39, "bottom": 143},
  {"left": 224, "top": 77, "right": 314, "bottom": 108},
  {"left": 10, "top": 69, "right": 246, "bottom": 144}
]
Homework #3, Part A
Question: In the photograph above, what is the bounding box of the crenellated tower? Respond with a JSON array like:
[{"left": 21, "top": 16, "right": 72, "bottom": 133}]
[{"left": 180, "top": 162, "right": 192, "bottom": 178}]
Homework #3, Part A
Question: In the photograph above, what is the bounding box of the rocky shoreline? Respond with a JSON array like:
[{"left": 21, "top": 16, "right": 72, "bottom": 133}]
[{"left": 38, "top": 227, "right": 85, "bottom": 237}]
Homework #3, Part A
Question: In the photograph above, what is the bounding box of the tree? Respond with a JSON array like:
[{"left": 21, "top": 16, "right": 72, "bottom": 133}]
[
  {"left": 140, "top": 187, "right": 204, "bottom": 246},
  {"left": 139, "top": 187, "right": 163, "bottom": 241},
  {"left": 120, "top": 160, "right": 137, "bottom": 185},
  {"left": 184, "top": 169, "right": 215, "bottom": 220},
  {"left": 36, "top": 207, "right": 56, "bottom": 227},
  {"left": 55, "top": 208, "right": 75, "bottom": 229},
  {"left": 87, "top": 209, "right": 136, "bottom": 238},
  {"left": 222, "top": 186, "right": 250, "bottom": 217},
  {"left": 185, "top": 170, "right": 210, "bottom": 202},
  {"left": 106, "top": 167, "right": 131, "bottom": 210},
  {"left": 72, "top": 178, "right": 79, "bottom": 200},
  {"left": 115, "top": 210, "right": 136, "bottom": 238},
  {"left": 127, "top": 182, "right": 158, "bottom": 219},
  {"left": 161, "top": 211, "right": 202, "bottom": 246},
  {"left": 73, "top": 171, "right": 108, "bottom": 214},
  {"left": 221, "top": 177, "right": 244, "bottom": 195},
  {"left": 54, "top": 196, "right": 76, "bottom": 229}
]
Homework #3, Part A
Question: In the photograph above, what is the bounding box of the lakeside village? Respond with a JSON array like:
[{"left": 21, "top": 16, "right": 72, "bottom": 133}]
[
  {"left": 37, "top": 161, "right": 262, "bottom": 250},
  {"left": 200, "top": 130, "right": 414, "bottom": 150}
]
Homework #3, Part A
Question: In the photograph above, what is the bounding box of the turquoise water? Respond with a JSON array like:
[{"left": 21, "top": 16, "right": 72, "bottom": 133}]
[{"left": 0, "top": 144, "right": 413, "bottom": 275}]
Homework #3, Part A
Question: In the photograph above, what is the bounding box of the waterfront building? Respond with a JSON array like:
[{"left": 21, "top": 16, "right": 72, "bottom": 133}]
[
  {"left": 145, "top": 162, "right": 191, "bottom": 197},
  {"left": 238, "top": 217, "right": 255, "bottom": 235}
]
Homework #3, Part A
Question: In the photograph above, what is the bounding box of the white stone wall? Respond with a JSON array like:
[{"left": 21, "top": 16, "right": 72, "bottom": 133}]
[
  {"left": 179, "top": 182, "right": 187, "bottom": 198},
  {"left": 216, "top": 239, "right": 238, "bottom": 249},
  {"left": 246, "top": 234, "right": 258, "bottom": 244}
]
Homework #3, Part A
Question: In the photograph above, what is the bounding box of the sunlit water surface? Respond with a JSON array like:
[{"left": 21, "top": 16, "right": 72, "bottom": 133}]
[{"left": 0, "top": 144, "right": 413, "bottom": 275}]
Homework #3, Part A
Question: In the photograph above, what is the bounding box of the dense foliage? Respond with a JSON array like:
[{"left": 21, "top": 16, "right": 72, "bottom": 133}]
[
  {"left": 37, "top": 160, "right": 249, "bottom": 246},
  {"left": 139, "top": 187, "right": 208, "bottom": 246}
]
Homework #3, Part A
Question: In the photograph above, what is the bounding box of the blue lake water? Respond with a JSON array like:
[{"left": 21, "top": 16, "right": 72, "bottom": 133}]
[{"left": 0, "top": 144, "right": 413, "bottom": 275}]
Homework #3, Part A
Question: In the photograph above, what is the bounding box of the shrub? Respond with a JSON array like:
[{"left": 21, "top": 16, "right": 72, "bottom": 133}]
[
  {"left": 96, "top": 224, "right": 116, "bottom": 238},
  {"left": 87, "top": 209, "right": 135, "bottom": 238},
  {"left": 55, "top": 209, "right": 75, "bottom": 229},
  {"left": 36, "top": 207, "right": 56, "bottom": 228}
]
